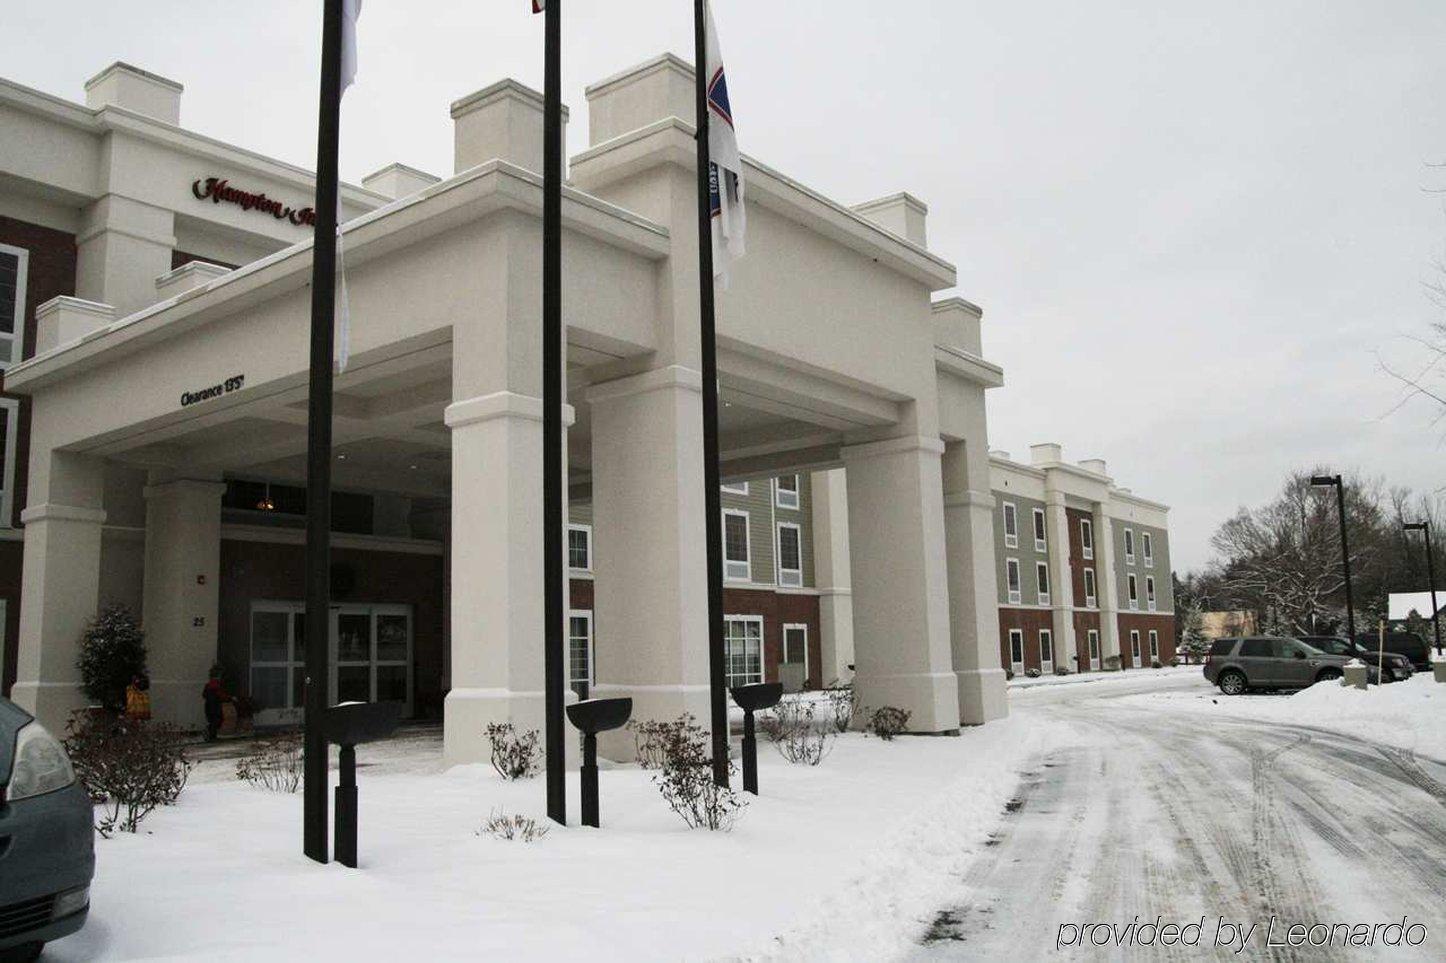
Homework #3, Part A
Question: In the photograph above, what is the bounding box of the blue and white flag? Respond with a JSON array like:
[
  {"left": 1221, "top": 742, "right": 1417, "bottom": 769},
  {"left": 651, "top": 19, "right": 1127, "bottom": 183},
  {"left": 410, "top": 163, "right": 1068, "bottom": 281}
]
[
  {"left": 705, "top": 1, "right": 746, "bottom": 287},
  {"left": 335, "top": 0, "right": 362, "bottom": 372}
]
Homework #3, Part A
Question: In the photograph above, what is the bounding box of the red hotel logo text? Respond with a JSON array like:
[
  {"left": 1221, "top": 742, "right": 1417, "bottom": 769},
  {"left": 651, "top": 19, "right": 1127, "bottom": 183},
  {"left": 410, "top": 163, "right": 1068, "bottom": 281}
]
[{"left": 192, "top": 177, "right": 316, "bottom": 226}]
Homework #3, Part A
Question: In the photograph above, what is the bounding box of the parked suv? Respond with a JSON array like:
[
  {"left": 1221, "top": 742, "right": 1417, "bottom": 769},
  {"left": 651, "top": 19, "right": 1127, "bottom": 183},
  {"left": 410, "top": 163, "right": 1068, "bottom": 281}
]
[
  {"left": 1298, "top": 636, "right": 1412, "bottom": 682},
  {"left": 1203, "top": 636, "right": 1351, "bottom": 695},
  {"left": 1354, "top": 631, "right": 1432, "bottom": 672},
  {"left": 0, "top": 698, "right": 94, "bottom": 962}
]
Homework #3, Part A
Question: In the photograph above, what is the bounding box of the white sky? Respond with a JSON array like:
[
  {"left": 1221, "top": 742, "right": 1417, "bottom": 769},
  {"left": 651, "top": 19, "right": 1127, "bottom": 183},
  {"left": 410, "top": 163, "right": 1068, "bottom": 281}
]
[{"left": 5, "top": 1, "right": 1445, "bottom": 570}]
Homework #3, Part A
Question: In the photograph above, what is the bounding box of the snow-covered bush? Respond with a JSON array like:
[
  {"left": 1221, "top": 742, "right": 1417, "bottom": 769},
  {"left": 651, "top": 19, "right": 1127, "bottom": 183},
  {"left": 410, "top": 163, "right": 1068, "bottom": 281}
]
[
  {"left": 821, "top": 681, "right": 856, "bottom": 733},
  {"left": 64, "top": 712, "right": 191, "bottom": 836},
  {"left": 479, "top": 808, "right": 549, "bottom": 842},
  {"left": 235, "top": 731, "right": 302, "bottom": 793},
  {"left": 485, "top": 722, "right": 541, "bottom": 780},
  {"left": 649, "top": 714, "right": 745, "bottom": 830},
  {"left": 1169, "top": 657, "right": 1181, "bottom": 667},
  {"left": 77, "top": 604, "right": 147, "bottom": 713},
  {"left": 866, "top": 706, "right": 911, "bottom": 741},
  {"left": 1150, "top": 659, "right": 1163, "bottom": 669},
  {"left": 1053, "top": 665, "right": 1070, "bottom": 676},
  {"left": 1025, "top": 667, "right": 1042, "bottom": 679},
  {"left": 626, "top": 717, "right": 693, "bottom": 770},
  {"left": 759, "top": 699, "right": 834, "bottom": 765}
]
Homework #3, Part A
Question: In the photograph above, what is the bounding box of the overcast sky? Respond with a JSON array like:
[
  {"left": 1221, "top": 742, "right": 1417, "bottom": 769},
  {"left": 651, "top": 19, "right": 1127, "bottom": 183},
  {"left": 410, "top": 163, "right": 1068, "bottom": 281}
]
[{"left": 6, "top": 1, "right": 1445, "bottom": 570}]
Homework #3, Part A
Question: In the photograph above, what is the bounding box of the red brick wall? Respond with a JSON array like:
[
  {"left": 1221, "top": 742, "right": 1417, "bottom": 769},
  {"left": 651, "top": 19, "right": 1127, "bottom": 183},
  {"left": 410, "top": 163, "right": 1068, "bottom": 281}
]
[
  {"left": 1065, "top": 507, "right": 1092, "bottom": 605},
  {"left": 1073, "top": 610, "right": 1102, "bottom": 671},
  {"left": 998, "top": 607, "right": 1054, "bottom": 674},
  {"left": 1116, "top": 612, "right": 1176, "bottom": 668},
  {"left": 722, "top": 588, "right": 823, "bottom": 689}
]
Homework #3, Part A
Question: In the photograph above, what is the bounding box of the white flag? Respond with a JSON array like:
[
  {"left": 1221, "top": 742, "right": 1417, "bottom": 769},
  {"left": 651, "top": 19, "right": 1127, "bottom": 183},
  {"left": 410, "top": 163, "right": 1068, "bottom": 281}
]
[
  {"left": 341, "top": 0, "right": 362, "bottom": 95},
  {"left": 705, "top": 1, "right": 745, "bottom": 287},
  {"left": 336, "top": 0, "right": 362, "bottom": 372}
]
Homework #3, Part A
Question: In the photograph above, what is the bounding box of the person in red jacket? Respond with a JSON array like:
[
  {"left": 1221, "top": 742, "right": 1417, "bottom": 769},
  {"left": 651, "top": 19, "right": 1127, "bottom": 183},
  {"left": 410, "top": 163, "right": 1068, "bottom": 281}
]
[{"left": 201, "top": 666, "right": 231, "bottom": 742}]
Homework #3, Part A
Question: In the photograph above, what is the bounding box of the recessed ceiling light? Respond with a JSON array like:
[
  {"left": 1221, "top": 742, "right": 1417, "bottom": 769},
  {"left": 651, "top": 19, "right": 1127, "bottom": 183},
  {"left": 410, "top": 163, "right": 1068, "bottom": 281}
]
[{"left": 337, "top": 453, "right": 347, "bottom": 460}]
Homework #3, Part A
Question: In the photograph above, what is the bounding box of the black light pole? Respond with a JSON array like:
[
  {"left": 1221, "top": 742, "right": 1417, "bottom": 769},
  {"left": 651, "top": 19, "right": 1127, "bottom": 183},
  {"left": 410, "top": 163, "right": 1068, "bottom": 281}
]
[
  {"left": 1404, "top": 522, "right": 1442, "bottom": 656},
  {"left": 541, "top": 0, "right": 567, "bottom": 825},
  {"left": 1311, "top": 474, "right": 1356, "bottom": 644},
  {"left": 693, "top": 0, "right": 730, "bottom": 789},
  {"left": 303, "top": 0, "right": 345, "bottom": 864}
]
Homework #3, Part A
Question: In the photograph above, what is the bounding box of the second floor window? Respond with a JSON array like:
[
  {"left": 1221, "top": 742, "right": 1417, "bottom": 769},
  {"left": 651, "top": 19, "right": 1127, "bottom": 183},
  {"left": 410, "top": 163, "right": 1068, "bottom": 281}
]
[
  {"left": 724, "top": 511, "right": 751, "bottom": 581},
  {"left": 1146, "top": 575, "right": 1157, "bottom": 611},
  {"left": 0, "top": 244, "right": 28, "bottom": 370},
  {"left": 1005, "top": 558, "right": 1021, "bottom": 604},
  {"left": 1083, "top": 567, "right": 1096, "bottom": 607},
  {"left": 775, "top": 474, "right": 799, "bottom": 510},
  {"left": 777, "top": 523, "right": 802, "bottom": 587},
  {"left": 1036, "top": 561, "right": 1051, "bottom": 605},
  {"left": 1127, "top": 573, "right": 1139, "bottom": 610}
]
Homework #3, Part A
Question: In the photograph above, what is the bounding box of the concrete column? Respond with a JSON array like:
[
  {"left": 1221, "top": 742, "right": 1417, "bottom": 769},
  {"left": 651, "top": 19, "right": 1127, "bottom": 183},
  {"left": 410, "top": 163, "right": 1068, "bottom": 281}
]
[
  {"left": 11, "top": 450, "right": 107, "bottom": 733},
  {"left": 75, "top": 194, "right": 176, "bottom": 318},
  {"left": 141, "top": 477, "right": 225, "bottom": 727},
  {"left": 1094, "top": 508, "right": 1122, "bottom": 667},
  {"left": 841, "top": 435, "right": 960, "bottom": 733},
  {"left": 1044, "top": 491, "right": 1076, "bottom": 671},
  {"left": 809, "top": 468, "right": 854, "bottom": 685},
  {"left": 941, "top": 441, "right": 1008, "bottom": 725},
  {"left": 586, "top": 365, "right": 710, "bottom": 759}
]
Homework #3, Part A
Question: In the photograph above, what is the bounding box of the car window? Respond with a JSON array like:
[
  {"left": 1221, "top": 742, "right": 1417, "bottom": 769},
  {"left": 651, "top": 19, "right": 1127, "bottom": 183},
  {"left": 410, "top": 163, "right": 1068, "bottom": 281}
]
[
  {"left": 1209, "top": 639, "right": 1237, "bottom": 656},
  {"left": 1239, "top": 639, "right": 1275, "bottom": 658}
]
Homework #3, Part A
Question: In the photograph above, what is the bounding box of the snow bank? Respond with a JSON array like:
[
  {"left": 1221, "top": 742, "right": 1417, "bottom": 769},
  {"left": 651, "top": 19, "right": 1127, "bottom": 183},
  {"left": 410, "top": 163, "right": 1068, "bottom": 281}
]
[
  {"left": 1008, "top": 663, "right": 1198, "bottom": 691},
  {"left": 51, "top": 715, "right": 1060, "bottom": 962}
]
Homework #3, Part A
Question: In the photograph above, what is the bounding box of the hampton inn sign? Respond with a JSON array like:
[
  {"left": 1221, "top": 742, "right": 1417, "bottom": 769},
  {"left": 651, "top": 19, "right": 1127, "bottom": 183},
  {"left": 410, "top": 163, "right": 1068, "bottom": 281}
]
[{"left": 191, "top": 175, "right": 317, "bottom": 226}]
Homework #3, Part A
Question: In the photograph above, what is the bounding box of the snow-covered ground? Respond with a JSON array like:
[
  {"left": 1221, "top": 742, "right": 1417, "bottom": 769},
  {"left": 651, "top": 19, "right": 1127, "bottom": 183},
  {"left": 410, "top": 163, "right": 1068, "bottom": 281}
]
[
  {"left": 1119, "top": 671, "right": 1446, "bottom": 761},
  {"left": 1007, "top": 663, "right": 1199, "bottom": 691},
  {"left": 51, "top": 712, "right": 1066, "bottom": 962}
]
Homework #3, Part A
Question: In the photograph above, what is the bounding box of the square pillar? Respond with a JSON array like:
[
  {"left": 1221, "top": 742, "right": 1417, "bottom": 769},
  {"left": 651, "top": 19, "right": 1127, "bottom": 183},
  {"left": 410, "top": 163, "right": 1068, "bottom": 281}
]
[
  {"left": 1044, "top": 491, "right": 1077, "bottom": 671},
  {"left": 75, "top": 195, "right": 176, "bottom": 318},
  {"left": 11, "top": 450, "right": 107, "bottom": 733},
  {"left": 841, "top": 435, "right": 960, "bottom": 733},
  {"left": 585, "top": 365, "right": 710, "bottom": 760},
  {"left": 810, "top": 468, "right": 855, "bottom": 685},
  {"left": 1094, "top": 508, "right": 1122, "bottom": 666},
  {"left": 941, "top": 441, "right": 1008, "bottom": 725},
  {"left": 141, "top": 477, "right": 225, "bottom": 727}
]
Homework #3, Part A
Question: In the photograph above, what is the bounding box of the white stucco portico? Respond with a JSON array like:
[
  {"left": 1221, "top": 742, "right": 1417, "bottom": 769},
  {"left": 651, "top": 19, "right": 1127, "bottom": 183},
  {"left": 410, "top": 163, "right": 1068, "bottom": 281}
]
[{"left": 4, "top": 55, "right": 1008, "bottom": 763}]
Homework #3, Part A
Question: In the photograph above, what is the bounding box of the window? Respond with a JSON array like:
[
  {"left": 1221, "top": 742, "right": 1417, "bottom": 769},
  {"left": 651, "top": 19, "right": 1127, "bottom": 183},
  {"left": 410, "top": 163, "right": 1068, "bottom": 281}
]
[
  {"left": 724, "top": 616, "right": 763, "bottom": 688},
  {"left": 1124, "top": 527, "right": 1136, "bottom": 565},
  {"left": 568, "top": 524, "right": 591, "bottom": 571},
  {"left": 721, "top": 480, "right": 748, "bottom": 494},
  {"left": 1087, "top": 629, "right": 1100, "bottom": 669},
  {"left": 1080, "top": 518, "right": 1094, "bottom": 560},
  {"left": 1008, "top": 629, "right": 1025, "bottom": 670},
  {"left": 1145, "top": 575, "right": 1157, "bottom": 612},
  {"left": 1002, "top": 502, "right": 1018, "bottom": 548},
  {"left": 1035, "top": 561, "right": 1051, "bottom": 606},
  {"left": 777, "top": 522, "right": 802, "bottom": 587},
  {"left": 1039, "top": 629, "right": 1054, "bottom": 671},
  {"left": 1127, "top": 573, "right": 1139, "bottom": 610},
  {"left": 0, "top": 398, "right": 17, "bottom": 528},
  {"left": 1142, "top": 532, "right": 1154, "bottom": 567},
  {"left": 1083, "top": 567, "right": 1096, "bottom": 608},
  {"left": 724, "top": 510, "right": 751, "bottom": 581},
  {"left": 0, "top": 244, "right": 28, "bottom": 369},
  {"left": 782, "top": 623, "right": 808, "bottom": 679},
  {"left": 568, "top": 611, "right": 593, "bottom": 698},
  {"left": 1239, "top": 638, "right": 1276, "bottom": 658},
  {"left": 1130, "top": 630, "right": 1141, "bottom": 666},
  {"left": 1148, "top": 630, "right": 1159, "bottom": 661},
  {"left": 1005, "top": 558, "right": 1021, "bottom": 605},
  {"left": 1033, "top": 508, "right": 1047, "bottom": 552},
  {"left": 775, "top": 474, "right": 799, "bottom": 510}
]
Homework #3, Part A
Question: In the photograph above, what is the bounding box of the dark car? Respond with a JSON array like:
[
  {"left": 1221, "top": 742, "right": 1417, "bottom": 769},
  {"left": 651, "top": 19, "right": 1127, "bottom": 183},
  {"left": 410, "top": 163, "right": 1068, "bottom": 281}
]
[
  {"left": 1203, "top": 636, "right": 1352, "bottom": 695},
  {"left": 0, "top": 699, "right": 93, "bottom": 962},
  {"left": 1298, "top": 636, "right": 1412, "bottom": 682},
  {"left": 1354, "top": 631, "right": 1432, "bottom": 672}
]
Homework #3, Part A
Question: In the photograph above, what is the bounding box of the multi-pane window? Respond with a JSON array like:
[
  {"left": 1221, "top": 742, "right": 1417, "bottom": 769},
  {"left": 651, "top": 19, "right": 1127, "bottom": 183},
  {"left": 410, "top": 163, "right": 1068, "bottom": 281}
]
[
  {"left": 1087, "top": 629, "right": 1100, "bottom": 668},
  {"left": 724, "top": 617, "right": 763, "bottom": 688},
  {"left": 1145, "top": 575, "right": 1157, "bottom": 612},
  {"left": 1127, "top": 573, "right": 1139, "bottom": 610},
  {"left": 1036, "top": 561, "right": 1051, "bottom": 606},
  {"left": 568, "top": 612, "right": 593, "bottom": 698},
  {"left": 1083, "top": 567, "right": 1097, "bottom": 607},
  {"left": 1124, "top": 528, "right": 1136, "bottom": 565},
  {"left": 567, "top": 525, "right": 591, "bottom": 571},
  {"left": 1008, "top": 629, "right": 1024, "bottom": 669},
  {"left": 1002, "top": 502, "right": 1018, "bottom": 548},
  {"left": 1142, "top": 532, "right": 1154, "bottom": 567},
  {"left": 1148, "top": 629, "right": 1159, "bottom": 661},
  {"left": 1080, "top": 518, "right": 1094, "bottom": 560},
  {"left": 1039, "top": 629, "right": 1054, "bottom": 669},
  {"left": 1130, "top": 630, "right": 1142, "bottom": 665},
  {"left": 1005, "top": 558, "right": 1021, "bottom": 605},
  {"left": 0, "top": 245, "right": 27, "bottom": 369},
  {"left": 775, "top": 474, "right": 799, "bottom": 510},
  {"left": 777, "top": 523, "right": 802, "bottom": 587},
  {"left": 724, "top": 510, "right": 750, "bottom": 581},
  {"left": 1033, "top": 508, "right": 1047, "bottom": 552}
]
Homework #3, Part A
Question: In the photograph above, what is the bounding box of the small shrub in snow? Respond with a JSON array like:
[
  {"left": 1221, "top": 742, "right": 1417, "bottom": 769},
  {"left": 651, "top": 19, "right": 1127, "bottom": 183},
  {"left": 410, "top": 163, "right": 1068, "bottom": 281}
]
[
  {"left": 626, "top": 717, "right": 693, "bottom": 770},
  {"left": 479, "top": 808, "right": 549, "bottom": 843},
  {"left": 866, "top": 706, "right": 911, "bottom": 741},
  {"left": 1169, "top": 657, "right": 1181, "bottom": 668},
  {"left": 235, "top": 731, "right": 303, "bottom": 793},
  {"left": 821, "top": 681, "right": 856, "bottom": 733},
  {"left": 64, "top": 712, "right": 192, "bottom": 836},
  {"left": 1005, "top": 668, "right": 1014, "bottom": 680},
  {"left": 759, "top": 699, "right": 834, "bottom": 765},
  {"left": 485, "top": 722, "right": 541, "bottom": 780},
  {"left": 649, "top": 714, "right": 745, "bottom": 830},
  {"left": 1150, "top": 659, "right": 1163, "bottom": 669},
  {"left": 1025, "top": 667, "right": 1042, "bottom": 679},
  {"left": 1053, "top": 665, "right": 1070, "bottom": 676}
]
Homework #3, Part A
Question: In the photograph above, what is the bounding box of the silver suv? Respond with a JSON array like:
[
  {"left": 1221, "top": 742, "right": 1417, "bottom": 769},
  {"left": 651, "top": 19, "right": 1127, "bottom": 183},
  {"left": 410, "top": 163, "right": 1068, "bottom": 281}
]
[{"left": 1203, "top": 636, "right": 1351, "bottom": 695}]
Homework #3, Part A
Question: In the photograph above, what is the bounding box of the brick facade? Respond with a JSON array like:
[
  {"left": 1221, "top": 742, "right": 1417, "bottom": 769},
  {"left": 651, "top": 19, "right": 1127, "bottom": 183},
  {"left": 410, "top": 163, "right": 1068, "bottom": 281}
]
[
  {"left": 1116, "top": 612, "right": 1176, "bottom": 668},
  {"left": 998, "top": 607, "right": 1054, "bottom": 674}
]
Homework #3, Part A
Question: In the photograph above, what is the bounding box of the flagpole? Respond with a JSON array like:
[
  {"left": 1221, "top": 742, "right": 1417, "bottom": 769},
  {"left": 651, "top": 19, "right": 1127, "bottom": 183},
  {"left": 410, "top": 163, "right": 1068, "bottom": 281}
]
[
  {"left": 303, "top": 0, "right": 345, "bottom": 863},
  {"left": 694, "top": 0, "right": 730, "bottom": 789},
  {"left": 542, "top": 0, "right": 567, "bottom": 825}
]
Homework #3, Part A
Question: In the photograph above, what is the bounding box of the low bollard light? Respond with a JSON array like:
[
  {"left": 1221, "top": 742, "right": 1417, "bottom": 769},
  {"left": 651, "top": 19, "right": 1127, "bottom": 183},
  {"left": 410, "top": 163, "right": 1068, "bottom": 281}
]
[
  {"left": 565, "top": 697, "right": 632, "bottom": 828},
  {"left": 1341, "top": 662, "right": 1369, "bottom": 691},
  {"left": 729, "top": 682, "right": 783, "bottom": 795},
  {"left": 323, "top": 701, "right": 402, "bottom": 868}
]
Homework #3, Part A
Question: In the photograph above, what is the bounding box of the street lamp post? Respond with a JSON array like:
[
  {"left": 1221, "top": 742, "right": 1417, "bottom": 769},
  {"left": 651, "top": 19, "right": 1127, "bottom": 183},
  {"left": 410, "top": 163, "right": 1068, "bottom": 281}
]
[
  {"left": 1404, "top": 521, "right": 1442, "bottom": 656},
  {"left": 1311, "top": 474, "right": 1356, "bottom": 643}
]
